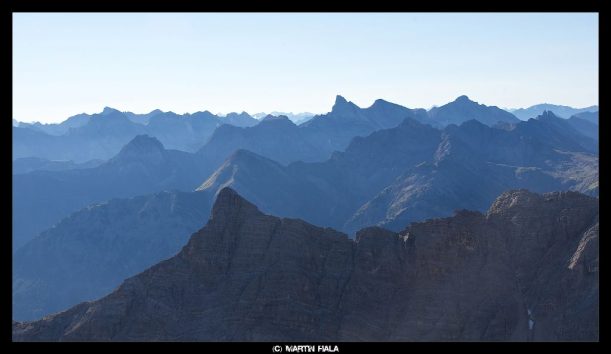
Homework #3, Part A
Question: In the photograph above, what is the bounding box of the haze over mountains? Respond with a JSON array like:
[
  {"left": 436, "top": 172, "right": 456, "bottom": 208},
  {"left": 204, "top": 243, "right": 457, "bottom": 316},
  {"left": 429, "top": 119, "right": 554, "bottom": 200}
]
[
  {"left": 13, "top": 95, "right": 598, "bottom": 165},
  {"left": 13, "top": 188, "right": 599, "bottom": 341},
  {"left": 12, "top": 94, "right": 599, "bottom": 341},
  {"left": 510, "top": 103, "right": 599, "bottom": 120},
  {"left": 13, "top": 107, "right": 258, "bottom": 162},
  {"left": 252, "top": 111, "right": 315, "bottom": 124}
]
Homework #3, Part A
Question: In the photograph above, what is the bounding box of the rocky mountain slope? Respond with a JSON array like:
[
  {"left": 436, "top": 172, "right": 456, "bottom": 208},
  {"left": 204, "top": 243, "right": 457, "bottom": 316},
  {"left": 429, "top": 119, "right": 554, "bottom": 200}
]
[{"left": 13, "top": 188, "right": 598, "bottom": 341}]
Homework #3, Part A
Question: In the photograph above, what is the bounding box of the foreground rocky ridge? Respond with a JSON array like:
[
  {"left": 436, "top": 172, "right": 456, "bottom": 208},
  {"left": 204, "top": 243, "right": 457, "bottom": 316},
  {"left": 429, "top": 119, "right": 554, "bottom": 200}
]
[{"left": 13, "top": 188, "right": 598, "bottom": 341}]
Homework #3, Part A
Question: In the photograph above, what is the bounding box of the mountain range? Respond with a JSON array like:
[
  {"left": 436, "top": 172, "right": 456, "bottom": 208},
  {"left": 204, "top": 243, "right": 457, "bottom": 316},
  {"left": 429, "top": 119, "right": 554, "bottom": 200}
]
[
  {"left": 13, "top": 107, "right": 259, "bottom": 162},
  {"left": 201, "top": 111, "right": 597, "bottom": 234},
  {"left": 12, "top": 94, "right": 599, "bottom": 340},
  {"left": 510, "top": 103, "right": 598, "bottom": 120},
  {"left": 252, "top": 111, "right": 315, "bottom": 124},
  {"left": 13, "top": 188, "right": 599, "bottom": 341},
  {"left": 12, "top": 95, "right": 528, "bottom": 166},
  {"left": 12, "top": 109, "right": 598, "bottom": 320},
  {"left": 12, "top": 95, "right": 442, "bottom": 250}
]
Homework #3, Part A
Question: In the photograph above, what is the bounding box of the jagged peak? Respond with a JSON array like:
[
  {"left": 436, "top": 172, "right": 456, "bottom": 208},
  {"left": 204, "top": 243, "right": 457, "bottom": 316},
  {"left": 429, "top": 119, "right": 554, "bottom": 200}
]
[
  {"left": 536, "top": 110, "right": 560, "bottom": 121},
  {"left": 331, "top": 95, "right": 359, "bottom": 113},
  {"left": 335, "top": 95, "right": 348, "bottom": 105}
]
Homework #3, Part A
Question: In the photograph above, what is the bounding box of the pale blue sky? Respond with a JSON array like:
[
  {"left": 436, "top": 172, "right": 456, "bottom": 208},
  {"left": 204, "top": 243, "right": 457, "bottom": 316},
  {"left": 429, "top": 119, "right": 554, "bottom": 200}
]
[{"left": 13, "top": 13, "right": 598, "bottom": 123}]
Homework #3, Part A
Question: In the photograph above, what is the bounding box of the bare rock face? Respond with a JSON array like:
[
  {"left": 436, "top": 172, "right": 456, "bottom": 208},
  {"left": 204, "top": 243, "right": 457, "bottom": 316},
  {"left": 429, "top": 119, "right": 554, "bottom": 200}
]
[{"left": 13, "top": 188, "right": 598, "bottom": 341}]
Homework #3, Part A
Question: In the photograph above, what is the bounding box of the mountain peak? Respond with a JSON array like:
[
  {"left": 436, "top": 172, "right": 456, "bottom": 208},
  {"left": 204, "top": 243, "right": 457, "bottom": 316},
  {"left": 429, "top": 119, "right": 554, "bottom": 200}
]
[
  {"left": 331, "top": 95, "right": 359, "bottom": 114},
  {"left": 147, "top": 109, "right": 163, "bottom": 116},
  {"left": 538, "top": 110, "right": 560, "bottom": 120},
  {"left": 102, "top": 107, "right": 120, "bottom": 115},
  {"left": 124, "top": 134, "right": 164, "bottom": 149},
  {"left": 335, "top": 95, "right": 348, "bottom": 105},
  {"left": 210, "top": 187, "right": 260, "bottom": 223},
  {"left": 454, "top": 95, "right": 473, "bottom": 104},
  {"left": 113, "top": 135, "right": 165, "bottom": 163}
]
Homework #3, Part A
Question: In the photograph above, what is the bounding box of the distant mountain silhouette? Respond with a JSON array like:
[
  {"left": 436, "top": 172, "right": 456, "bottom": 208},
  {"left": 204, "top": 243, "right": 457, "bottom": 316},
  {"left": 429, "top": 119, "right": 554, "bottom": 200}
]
[
  {"left": 197, "top": 115, "right": 326, "bottom": 167},
  {"left": 428, "top": 95, "right": 521, "bottom": 126},
  {"left": 17, "top": 112, "right": 90, "bottom": 136},
  {"left": 510, "top": 103, "right": 598, "bottom": 120},
  {"left": 13, "top": 108, "right": 258, "bottom": 162},
  {"left": 12, "top": 135, "right": 209, "bottom": 250},
  {"left": 300, "top": 95, "right": 431, "bottom": 154},
  {"left": 253, "top": 111, "right": 315, "bottom": 124}
]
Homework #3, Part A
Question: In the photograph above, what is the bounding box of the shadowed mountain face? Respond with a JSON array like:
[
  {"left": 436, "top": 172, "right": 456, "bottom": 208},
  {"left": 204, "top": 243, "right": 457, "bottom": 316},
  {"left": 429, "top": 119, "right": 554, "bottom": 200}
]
[
  {"left": 428, "top": 95, "right": 521, "bottom": 127},
  {"left": 510, "top": 104, "right": 598, "bottom": 120},
  {"left": 12, "top": 135, "right": 210, "bottom": 250},
  {"left": 13, "top": 188, "right": 598, "bottom": 341}
]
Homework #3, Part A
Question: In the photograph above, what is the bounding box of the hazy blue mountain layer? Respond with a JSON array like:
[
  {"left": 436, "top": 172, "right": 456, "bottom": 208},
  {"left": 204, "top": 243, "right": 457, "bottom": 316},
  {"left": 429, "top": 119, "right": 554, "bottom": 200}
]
[{"left": 509, "top": 103, "right": 598, "bottom": 120}]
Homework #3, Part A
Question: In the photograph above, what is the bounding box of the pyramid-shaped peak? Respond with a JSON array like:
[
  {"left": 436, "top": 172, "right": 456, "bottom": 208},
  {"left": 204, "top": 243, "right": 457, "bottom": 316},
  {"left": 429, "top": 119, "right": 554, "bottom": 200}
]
[
  {"left": 115, "top": 135, "right": 165, "bottom": 159},
  {"left": 210, "top": 187, "right": 261, "bottom": 222}
]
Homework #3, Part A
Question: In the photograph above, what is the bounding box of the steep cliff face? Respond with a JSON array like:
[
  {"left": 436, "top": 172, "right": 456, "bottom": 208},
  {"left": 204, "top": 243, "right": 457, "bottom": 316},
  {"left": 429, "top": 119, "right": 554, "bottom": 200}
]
[{"left": 13, "top": 188, "right": 598, "bottom": 341}]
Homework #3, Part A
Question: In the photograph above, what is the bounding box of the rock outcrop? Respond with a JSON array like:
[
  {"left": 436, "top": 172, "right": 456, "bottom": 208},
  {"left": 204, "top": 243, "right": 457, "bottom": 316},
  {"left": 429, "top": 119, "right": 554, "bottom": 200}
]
[{"left": 13, "top": 188, "right": 598, "bottom": 341}]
